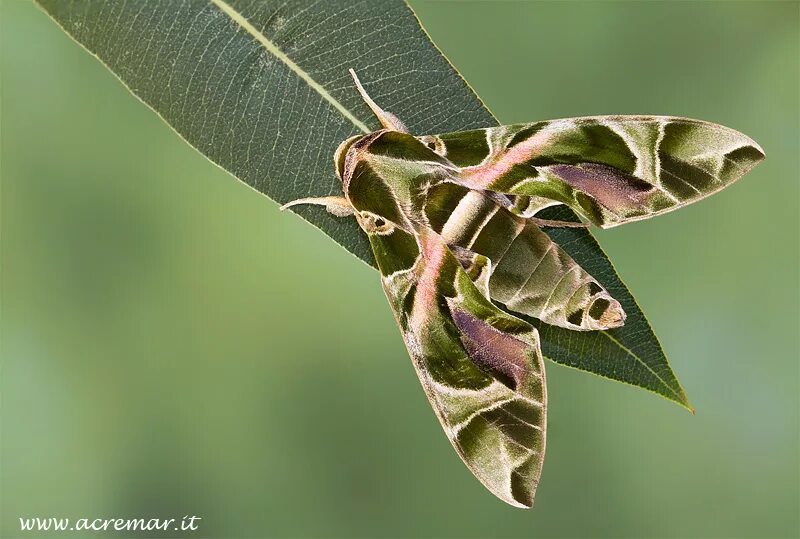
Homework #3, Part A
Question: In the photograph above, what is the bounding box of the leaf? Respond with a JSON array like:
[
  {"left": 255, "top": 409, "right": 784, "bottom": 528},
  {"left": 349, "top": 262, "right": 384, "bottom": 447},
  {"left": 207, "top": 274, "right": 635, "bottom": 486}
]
[
  {"left": 534, "top": 206, "right": 691, "bottom": 410},
  {"left": 34, "top": 0, "right": 690, "bottom": 409}
]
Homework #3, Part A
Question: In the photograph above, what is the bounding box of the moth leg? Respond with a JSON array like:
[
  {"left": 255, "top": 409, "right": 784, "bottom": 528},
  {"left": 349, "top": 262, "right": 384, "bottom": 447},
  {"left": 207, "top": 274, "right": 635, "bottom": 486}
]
[
  {"left": 527, "top": 217, "right": 588, "bottom": 229},
  {"left": 280, "top": 196, "right": 355, "bottom": 218},
  {"left": 349, "top": 69, "right": 409, "bottom": 133}
]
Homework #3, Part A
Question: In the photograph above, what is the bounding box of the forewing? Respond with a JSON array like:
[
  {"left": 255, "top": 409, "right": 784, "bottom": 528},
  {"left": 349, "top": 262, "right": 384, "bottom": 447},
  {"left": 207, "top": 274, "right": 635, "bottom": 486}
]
[
  {"left": 423, "top": 117, "right": 764, "bottom": 227},
  {"left": 421, "top": 180, "right": 626, "bottom": 331},
  {"left": 367, "top": 222, "right": 547, "bottom": 508}
]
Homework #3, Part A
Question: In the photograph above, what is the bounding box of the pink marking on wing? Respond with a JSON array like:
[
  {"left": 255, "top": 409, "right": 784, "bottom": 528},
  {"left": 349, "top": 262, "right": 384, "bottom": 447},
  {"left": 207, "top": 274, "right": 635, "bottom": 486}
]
[
  {"left": 461, "top": 131, "right": 553, "bottom": 189},
  {"left": 416, "top": 234, "right": 447, "bottom": 310},
  {"left": 409, "top": 233, "right": 448, "bottom": 333}
]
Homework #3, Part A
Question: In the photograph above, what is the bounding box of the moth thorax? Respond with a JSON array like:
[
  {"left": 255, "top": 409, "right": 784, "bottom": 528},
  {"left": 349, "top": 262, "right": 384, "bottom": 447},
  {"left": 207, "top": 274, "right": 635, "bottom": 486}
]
[{"left": 334, "top": 135, "right": 362, "bottom": 181}]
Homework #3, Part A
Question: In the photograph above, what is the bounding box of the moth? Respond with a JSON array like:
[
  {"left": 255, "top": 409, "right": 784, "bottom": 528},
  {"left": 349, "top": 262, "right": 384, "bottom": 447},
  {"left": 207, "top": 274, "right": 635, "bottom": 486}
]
[{"left": 283, "top": 70, "right": 764, "bottom": 508}]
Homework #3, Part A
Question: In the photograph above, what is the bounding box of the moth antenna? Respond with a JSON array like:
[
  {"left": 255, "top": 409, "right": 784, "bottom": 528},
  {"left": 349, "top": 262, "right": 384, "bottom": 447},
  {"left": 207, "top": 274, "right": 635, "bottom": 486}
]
[
  {"left": 349, "top": 68, "right": 409, "bottom": 133},
  {"left": 280, "top": 196, "right": 355, "bottom": 218}
]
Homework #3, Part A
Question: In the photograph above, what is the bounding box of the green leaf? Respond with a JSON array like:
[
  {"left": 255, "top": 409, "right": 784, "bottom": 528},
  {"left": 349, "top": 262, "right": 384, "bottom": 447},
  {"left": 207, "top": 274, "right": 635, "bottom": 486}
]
[
  {"left": 34, "top": 0, "right": 690, "bottom": 410},
  {"left": 535, "top": 206, "right": 692, "bottom": 410}
]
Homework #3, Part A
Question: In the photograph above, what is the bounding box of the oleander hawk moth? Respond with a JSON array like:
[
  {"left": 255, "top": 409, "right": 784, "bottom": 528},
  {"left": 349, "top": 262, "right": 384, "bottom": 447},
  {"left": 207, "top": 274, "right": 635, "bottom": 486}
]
[{"left": 283, "top": 70, "right": 764, "bottom": 508}]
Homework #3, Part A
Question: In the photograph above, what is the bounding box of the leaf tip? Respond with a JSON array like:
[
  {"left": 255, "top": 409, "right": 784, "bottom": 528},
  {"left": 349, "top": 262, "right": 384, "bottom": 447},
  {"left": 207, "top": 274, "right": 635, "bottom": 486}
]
[{"left": 674, "top": 391, "right": 695, "bottom": 415}]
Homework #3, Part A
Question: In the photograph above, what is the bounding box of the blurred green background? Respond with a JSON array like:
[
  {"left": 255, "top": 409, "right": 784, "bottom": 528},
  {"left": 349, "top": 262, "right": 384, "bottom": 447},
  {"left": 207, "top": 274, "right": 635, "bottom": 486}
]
[{"left": 2, "top": 1, "right": 798, "bottom": 537}]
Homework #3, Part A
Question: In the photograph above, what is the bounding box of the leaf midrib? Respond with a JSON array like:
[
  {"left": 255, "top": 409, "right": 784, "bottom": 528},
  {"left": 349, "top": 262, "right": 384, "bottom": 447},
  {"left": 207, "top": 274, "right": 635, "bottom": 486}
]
[
  {"left": 209, "top": 0, "right": 371, "bottom": 134},
  {"left": 599, "top": 330, "right": 688, "bottom": 407}
]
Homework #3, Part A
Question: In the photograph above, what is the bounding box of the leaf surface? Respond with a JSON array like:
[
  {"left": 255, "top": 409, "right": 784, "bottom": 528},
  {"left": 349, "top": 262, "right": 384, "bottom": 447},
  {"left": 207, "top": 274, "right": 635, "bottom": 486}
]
[{"left": 34, "top": 0, "right": 690, "bottom": 409}]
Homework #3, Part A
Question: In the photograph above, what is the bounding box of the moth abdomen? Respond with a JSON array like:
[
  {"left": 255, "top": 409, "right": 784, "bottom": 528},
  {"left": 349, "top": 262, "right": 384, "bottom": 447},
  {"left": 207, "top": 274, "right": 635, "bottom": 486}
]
[{"left": 563, "top": 283, "right": 626, "bottom": 331}]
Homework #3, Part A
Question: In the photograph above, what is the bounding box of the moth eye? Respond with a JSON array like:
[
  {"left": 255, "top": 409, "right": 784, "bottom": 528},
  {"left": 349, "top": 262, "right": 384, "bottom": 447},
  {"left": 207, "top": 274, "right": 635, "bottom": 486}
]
[
  {"left": 357, "top": 212, "right": 394, "bottom": 235},
  {"left": 419, "top": 135, "right": 445, "bottom": 156}
]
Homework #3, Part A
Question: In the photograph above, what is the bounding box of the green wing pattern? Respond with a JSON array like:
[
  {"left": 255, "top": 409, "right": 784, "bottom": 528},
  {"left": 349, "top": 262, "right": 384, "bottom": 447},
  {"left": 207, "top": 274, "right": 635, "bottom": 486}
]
[
  {"left": 371, "top": 224, "right": 547, "bottom": 508},
  {"left": 341, "top": 147, "right": 547, "bottom": 507},
  {"left": 420, "top": 179, "right": 626, "bottom": 331},
  {"left": 423, "top": 117, "right": 764, "bottom": 227}
]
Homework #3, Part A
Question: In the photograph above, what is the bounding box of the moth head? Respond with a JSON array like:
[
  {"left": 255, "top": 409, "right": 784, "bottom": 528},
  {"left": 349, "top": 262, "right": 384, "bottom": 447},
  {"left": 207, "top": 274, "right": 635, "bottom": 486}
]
[
  {"left": 417, "top": 135, "right": 446, "bottom": 157},
  {"left": 334, "top": 135, "right": 362, "bottom": 181},
  {"left": 355, "top": 211, "right": 397, "bottom": 235}
]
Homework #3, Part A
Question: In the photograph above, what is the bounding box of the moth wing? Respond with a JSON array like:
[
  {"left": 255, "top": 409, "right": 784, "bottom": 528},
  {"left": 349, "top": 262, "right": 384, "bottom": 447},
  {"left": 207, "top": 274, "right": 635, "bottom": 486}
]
[
  {"left": 421, "top": 181, "right": 625, "bottom": 331},
  {"left": 372, "top": 225, "right": 547, "bottom": 508},
  {"left": 424, "top": 117, "right": 764, "bottom": 227}
]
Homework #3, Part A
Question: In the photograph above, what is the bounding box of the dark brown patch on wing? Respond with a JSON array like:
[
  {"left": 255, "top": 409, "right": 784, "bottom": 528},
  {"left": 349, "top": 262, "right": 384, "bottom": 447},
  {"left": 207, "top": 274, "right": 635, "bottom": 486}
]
[
  {"left": 549, "top": 163, "right": 654, "bottom": 214},
  {"left": 450, "top": 308, "right": 532, "bottom": 390}
]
